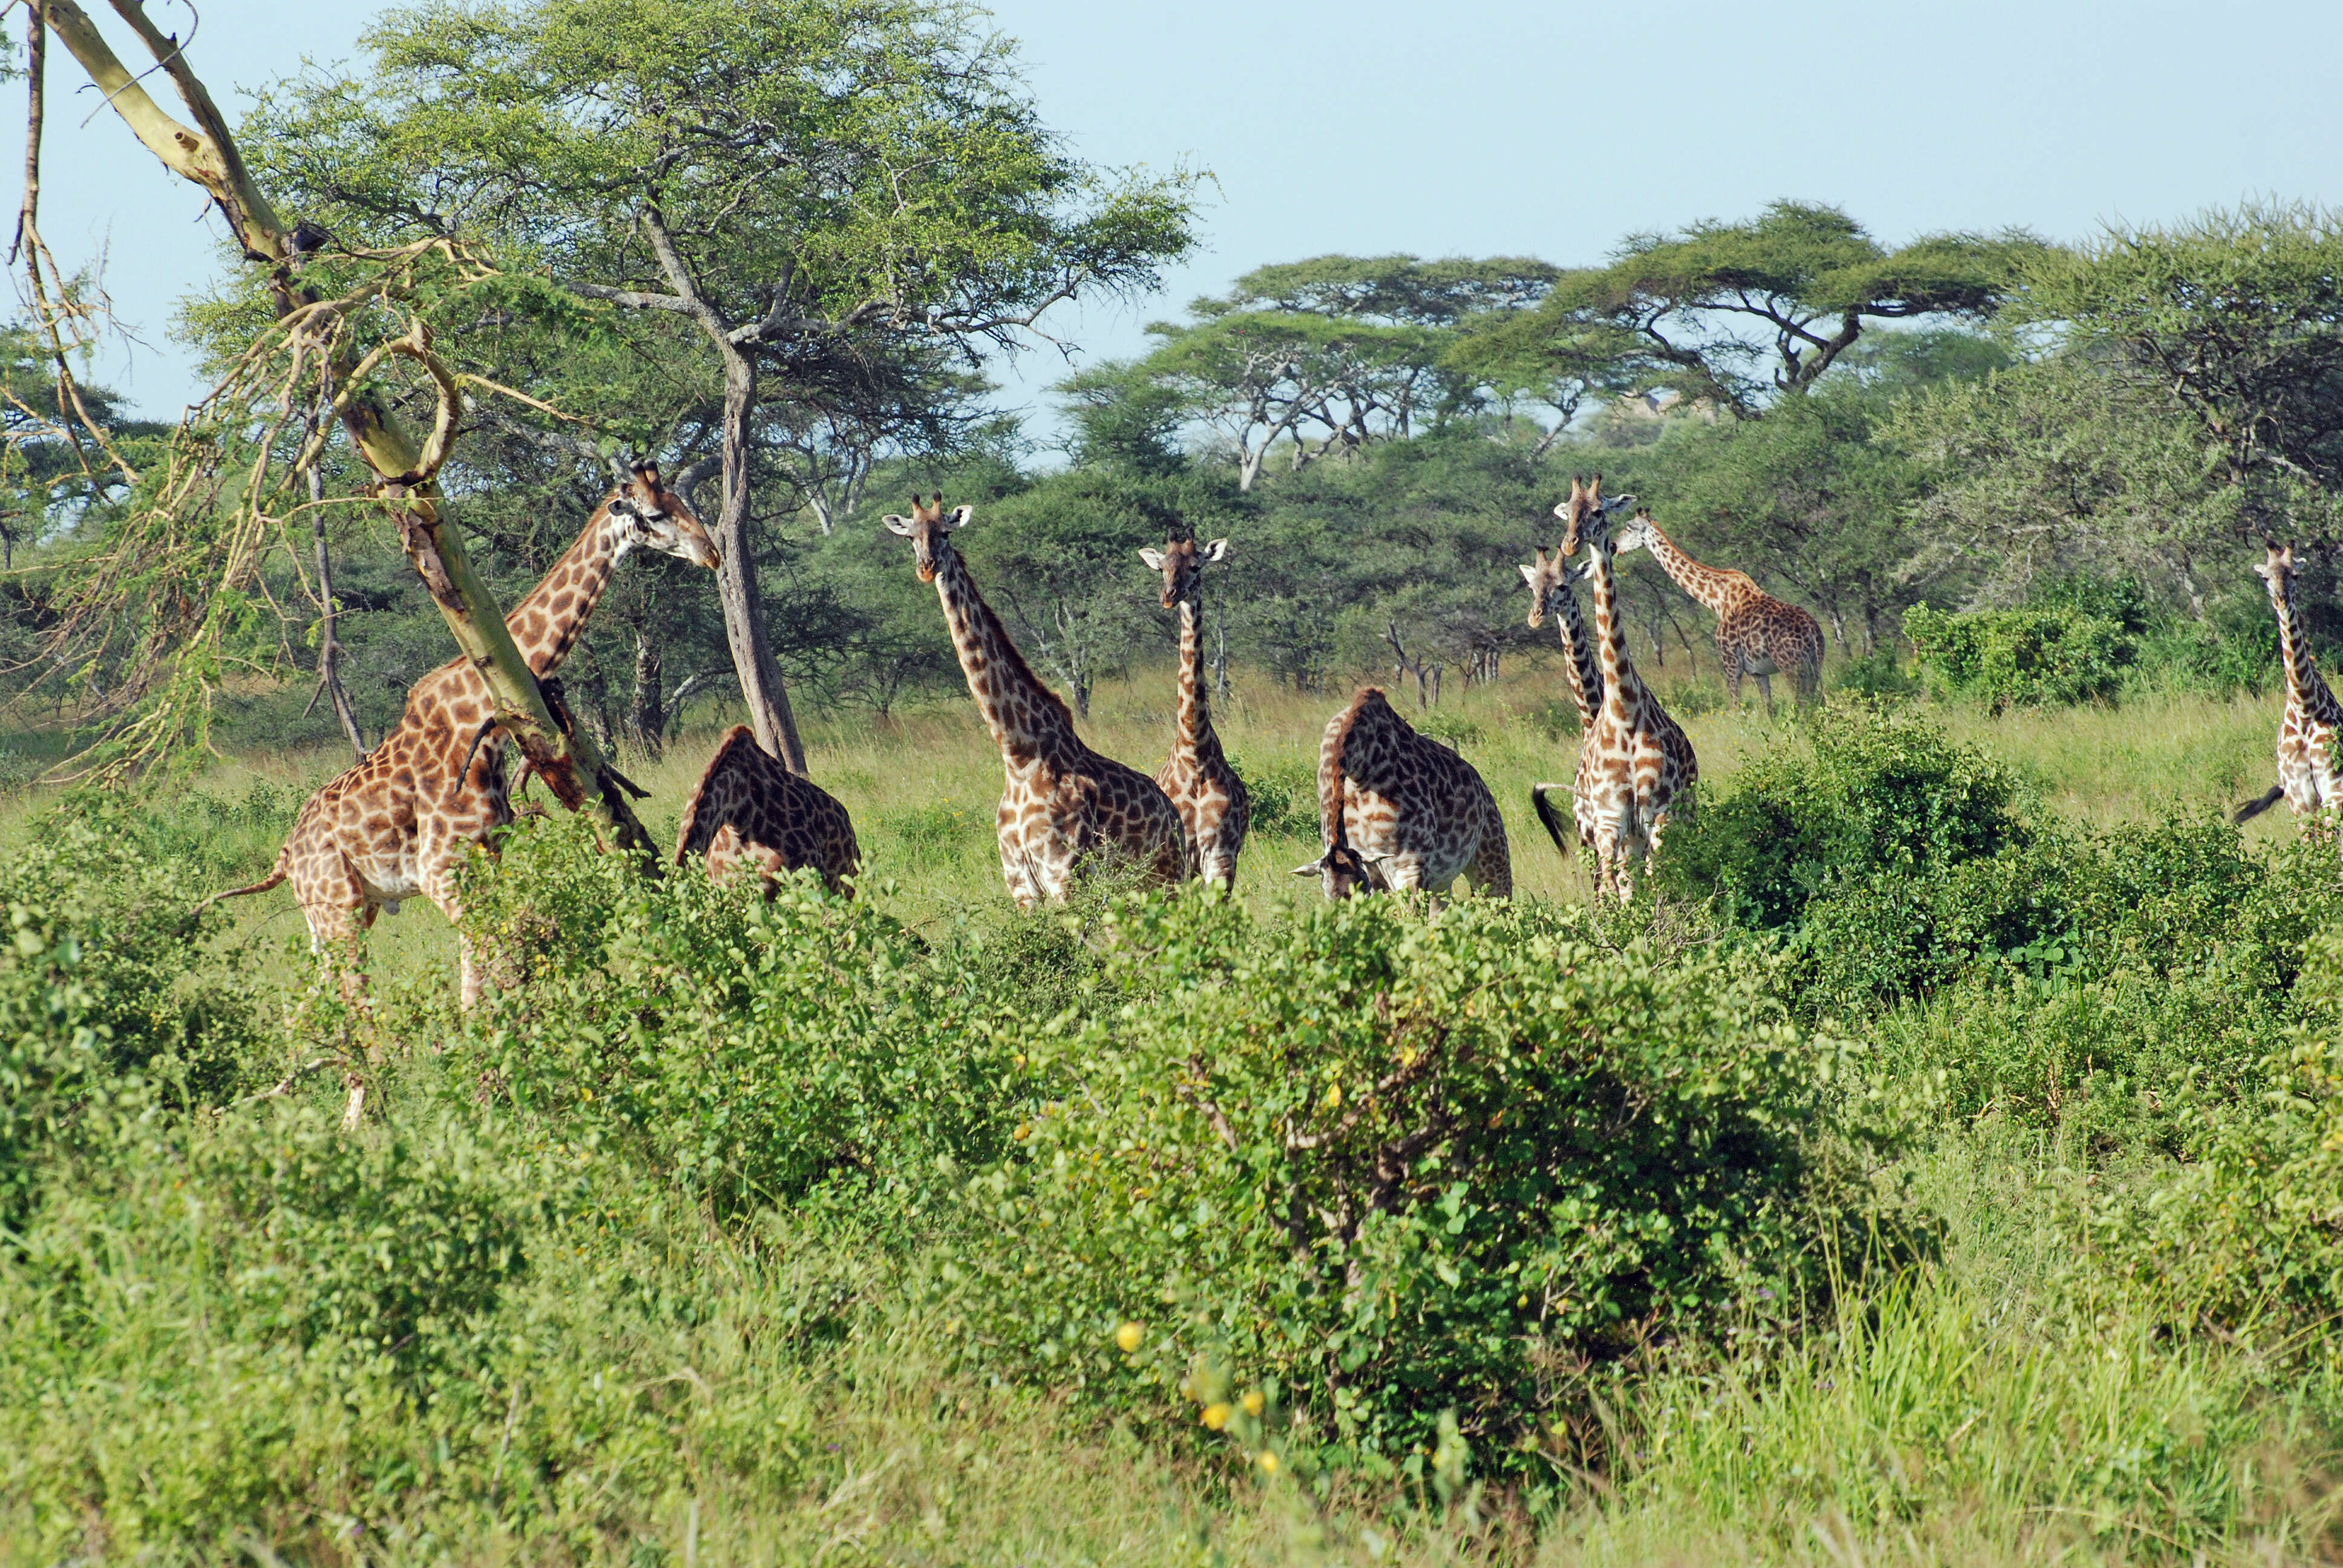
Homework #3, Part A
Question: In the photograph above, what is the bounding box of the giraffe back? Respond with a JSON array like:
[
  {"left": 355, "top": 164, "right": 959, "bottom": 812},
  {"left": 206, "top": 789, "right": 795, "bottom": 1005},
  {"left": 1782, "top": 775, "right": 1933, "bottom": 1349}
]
[{"left": 677, "top": 726, "right": 862, "bottom": 895}]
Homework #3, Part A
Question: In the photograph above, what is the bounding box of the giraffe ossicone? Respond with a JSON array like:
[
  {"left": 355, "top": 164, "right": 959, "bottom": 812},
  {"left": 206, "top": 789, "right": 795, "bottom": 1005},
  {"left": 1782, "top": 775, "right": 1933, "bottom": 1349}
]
[
  {"left": 1141, "top": 530, "right": 1250, "bottom": 892},
  {"left": 201, "top": 463, "right": 722, "bottom": 1009},
  {"left": 887, "top": 493, "right": 1186, "bottom": 906}
]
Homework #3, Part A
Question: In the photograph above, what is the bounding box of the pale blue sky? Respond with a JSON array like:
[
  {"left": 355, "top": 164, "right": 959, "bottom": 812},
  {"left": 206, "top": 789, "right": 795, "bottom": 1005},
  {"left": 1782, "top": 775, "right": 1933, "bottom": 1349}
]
[{"left": 20, "top": 0, "right": 2343, "bottom": 437}]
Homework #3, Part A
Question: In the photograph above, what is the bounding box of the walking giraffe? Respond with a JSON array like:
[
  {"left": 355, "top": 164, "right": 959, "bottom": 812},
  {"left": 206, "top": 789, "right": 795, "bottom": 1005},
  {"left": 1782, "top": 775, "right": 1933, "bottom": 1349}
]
[
  {"left": 1556, "top": 475, "right": 1697, "bottom": 902},
  {"left": 2235, "top": 541, "right": 2343, "bottom": 836},
  {"left": 886, "top": 495, "right": 1185, "bottom": 906},
  {"left": 1612, "top": 509, "right": 1823, "bottom": 711},
  {"left": 1294, "top": 687, "right": 1510, "bottom": 900},
  {"left": 1139, "top": 532, "right": 1250, "bottom": 890},
  {"left": 203, "top": 464, "right": 721, "bottom": 1006},
  {"left": 1518, "top": 544, "right": 1604, "bottom": 857},
  {"left": 675, "top": 726, "right": 862, "bottom": 897}
]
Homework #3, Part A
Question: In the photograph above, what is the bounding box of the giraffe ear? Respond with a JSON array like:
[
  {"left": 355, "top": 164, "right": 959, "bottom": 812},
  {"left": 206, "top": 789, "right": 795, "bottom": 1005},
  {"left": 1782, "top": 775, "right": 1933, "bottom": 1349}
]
[
  {"left": 1137, "top": 547, "right": 1167, "bottom": 571},
  {"left": 882, "top": 514, "right": 917, "bottom": 537},
  {"left": 1291, "top": 855, "right": 1326, "bottom": 877},
  {"left": 943, "top": 505, "right": 972, "bottom": 529},
  {"left": 1204, "top": 537, "right": 1231, "bottom": 562},
  {"left": 1518, "top": 562, "right": 1540, "bottom": 586},
  {"left": 1552, "top": 498, "right": 1574, "bottom": 524}
]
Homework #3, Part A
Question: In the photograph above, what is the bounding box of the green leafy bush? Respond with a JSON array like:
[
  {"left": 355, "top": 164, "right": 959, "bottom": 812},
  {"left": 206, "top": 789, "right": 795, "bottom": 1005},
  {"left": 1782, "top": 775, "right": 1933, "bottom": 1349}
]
[
  {"left": 1904, "top": 603, "right": 2134, "bottom": 711},
  {"left": 1229, "top": 752, "right": 1318, "bottom": 837},
  {"left": 453, "top": 816, "right": 1037, "bottom": 1220},
  {"left": 1662, "top": 704, "right": 2026, "bottom": 932},
  {"left": 939, "top": 893, "right": 1895, "bottom": 1477}
]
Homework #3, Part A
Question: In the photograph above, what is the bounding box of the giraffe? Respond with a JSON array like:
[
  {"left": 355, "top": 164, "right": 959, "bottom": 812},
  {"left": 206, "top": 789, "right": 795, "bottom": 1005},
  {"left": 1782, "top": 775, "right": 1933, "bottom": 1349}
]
[
  {"left": 2235, "top": 541, "right": 2343, "bottom": 835},
  {"left": 1518, "top": 544, "right": 1605, "bottom": 858},
  {"left": 1294, "top": 687, "right": 1510, "bottom": 900},
  {"left": 1611, "top": 509, "right": 1823, "bottom": 711},
  {"left": 1556, "top": 475, "right": 1698, "bottom": 903},
  {"left": 203, "top": 464, "right": 721, "bottom": 1005},
  {"left": 885, "top": 494, "right": 1185, "bottom": 906},
  {"left": 1138, "top": 532, "right": 1250, "bottom": 891},
  {"left": 675, "top": 726, "right": 861, "bottom": 897}
]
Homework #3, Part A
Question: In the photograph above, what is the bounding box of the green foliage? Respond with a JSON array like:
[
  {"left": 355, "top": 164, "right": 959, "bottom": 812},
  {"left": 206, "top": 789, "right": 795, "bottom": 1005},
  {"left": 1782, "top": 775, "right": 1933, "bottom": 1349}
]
[
  {"left": 1903, "top": 602, "right": 2136, "bottom": 711},
  {"left": 1663, "top": 704, "right": 2026, "bottom": 932},
  {"left": 1228, "top": 753, "right": 1317, "bottom": 838},
  {"left": 940, "top": 893, "right": 1886, "bottom": 1475}
]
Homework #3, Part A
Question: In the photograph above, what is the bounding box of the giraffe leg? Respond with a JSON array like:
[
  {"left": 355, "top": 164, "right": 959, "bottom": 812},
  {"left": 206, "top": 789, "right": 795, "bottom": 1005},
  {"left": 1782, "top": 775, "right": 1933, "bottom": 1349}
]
[
  {"left": 418, "top": 832, "right": 490, "bottom": 1010},
  {"left": 1725, "top": 657, "right": 1743, "bottom": 707},
  {"left": 296, "top": 855, "right": 374, "bottom": 1008},
  {"left": 1757, "top": 670, "right": 1775, "bottom": 717}
]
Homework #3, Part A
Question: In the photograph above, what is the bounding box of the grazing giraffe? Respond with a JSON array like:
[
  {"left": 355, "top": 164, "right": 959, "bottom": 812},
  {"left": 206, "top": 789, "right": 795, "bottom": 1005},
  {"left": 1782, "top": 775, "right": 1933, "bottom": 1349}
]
[
  {"left": 885, "top": 494, "right": 1185, "bottom": 906},
  {"left": 1518, "top": 545, "right": 1605, "bottom": 858},
  {"left": 2235, "top": 541, "right": 2343, "bottom": 835},
  {"left": 1613, "top": 509, "right": 1823, "bottom": 710},
  {"left": 1556, "top": 475, "right": 1697, "bottom": 902},
  {"left": 675, "top": 726, "right": 861, "bottom": 897},
  {"left": 203, "top": 464, "right": 721, "bottom": 1005},
  {"left": 1294, "top": 687, "right": 1510, "bottom": 900},
  {"left": 1139, "top": 532, "right": 1250, "bottom": 891}
]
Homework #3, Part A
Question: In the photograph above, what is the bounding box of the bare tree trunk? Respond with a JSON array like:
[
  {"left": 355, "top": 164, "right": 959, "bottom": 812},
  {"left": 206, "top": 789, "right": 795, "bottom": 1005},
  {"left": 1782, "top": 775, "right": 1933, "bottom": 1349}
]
[
  {"left": 628, "top": 627, "right": 666, "bottom": 759},
  {"left": 712, "top": 351, "right": 808, "bottom": 770},
  {"left": 308, "top": 462, "right": 365, "bottom": 760}
]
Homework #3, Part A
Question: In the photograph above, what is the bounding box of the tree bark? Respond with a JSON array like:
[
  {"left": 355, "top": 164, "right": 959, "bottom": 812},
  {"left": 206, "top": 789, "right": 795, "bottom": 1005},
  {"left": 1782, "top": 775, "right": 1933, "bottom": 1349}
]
[
  {"left": 48, "top": 0, "right": 655, "bottom": 858},
  {"left": 627, "top": 626, "right": 666, "bottom": 759},
  {"left": 308, "top": 461, "right": 365, "bottom": 759}
]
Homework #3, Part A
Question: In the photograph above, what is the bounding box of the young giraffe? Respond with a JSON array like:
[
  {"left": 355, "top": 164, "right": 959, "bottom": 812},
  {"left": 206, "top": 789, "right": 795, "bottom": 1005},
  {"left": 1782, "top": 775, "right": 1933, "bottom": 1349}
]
[
  {"left": 1518, "top": 545, "right": 1605, "bottom": 857},
  {"left": 885, "top": 495, "right": 1185, "bottom": 906},
  {"left": 1294, "top": 687, "right": 1510, "bottom": 900},
  {"left": 2235, "top": 541, "right": 2343, "bottom": 835},
  {"left": 1612, "top": 509, "right": 1823, "bottom": 711},
  {"left": 205, "top": 465, "right": 721, "bottom": 1005},
  {"left": 1139, "top": 532, "right": 1250, "bottom": 891},
  {"left": 675, "top": 726, "right": 862, "bottom": 897},
  {"left": 1556, "top": 475, "right": 1697, "bottom": 903}
]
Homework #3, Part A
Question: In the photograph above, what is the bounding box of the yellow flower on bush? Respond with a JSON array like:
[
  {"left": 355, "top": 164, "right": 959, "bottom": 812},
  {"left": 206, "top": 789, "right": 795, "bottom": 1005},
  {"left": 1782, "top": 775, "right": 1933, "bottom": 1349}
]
[
  {"left": 1242, "top": 1390, "right": 1265, "bottom": 1417},
  {"left": 1257, "top": 1451, "right": 1280, "bottom": 1474},
  {"left": 1201, "top": 1402, "right": 1232, "bottom": 1430},
  {"left": 1115, "top": 1321, "right": 1143, "bottom": 1353}
]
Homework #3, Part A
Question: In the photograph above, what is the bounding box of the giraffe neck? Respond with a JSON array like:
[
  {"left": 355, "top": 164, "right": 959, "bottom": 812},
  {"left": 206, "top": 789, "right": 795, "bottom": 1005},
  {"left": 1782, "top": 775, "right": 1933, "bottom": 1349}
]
[
  {"left": 1587, "top": 539, "right": 1649, "bottom": 724},
  {"left": 1633, "top": 518, "right": 1740, "bottom": 616},
  {"left": 1174, "top": 597, "right": 1224, "bottom": 769},
  {"left": 2273, "top": 568, "right": 2343, "bottom": 724},
  {"left": 1552, "top": 579, "right": 1605, "bottom": 730},
  {"left": 504, "top": 505, "right": 629, "bottom": 675},
  {"left": 931, "top": 545, "right": 1077, "bottom": 762}
]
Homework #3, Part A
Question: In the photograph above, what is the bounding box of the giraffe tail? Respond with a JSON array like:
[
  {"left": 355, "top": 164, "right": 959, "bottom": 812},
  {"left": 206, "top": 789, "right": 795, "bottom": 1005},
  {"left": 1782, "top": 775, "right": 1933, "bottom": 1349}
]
[
  {"left": 197, "top": 842, "right": 292, "bottom": 913},
  {"left": 1530, "top": 783, "right": 1576, "bottom": 855},
  {"left": 2232, "top": 784, "right": 2286, "bottom": 825}
]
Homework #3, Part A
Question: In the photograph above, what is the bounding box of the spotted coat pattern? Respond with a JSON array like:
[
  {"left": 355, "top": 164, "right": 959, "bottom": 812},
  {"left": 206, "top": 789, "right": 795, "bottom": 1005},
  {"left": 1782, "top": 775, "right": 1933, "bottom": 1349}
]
[
  {"left": 1140, "top": 534, "right": 1250, "bottom": 890},
  {"left": 1614, "top": 511, "right": 1823, "bottom": 710},
  {"left": 1518, "top": 546, "right": 1605, "bottom": 857},
  {"left": 1557, "top": 477, "right": 1698, "bottom": 903},
  {"left": 1297, "top": 687, "right": 1510, "bottom": 900},
  {"left": 675, "top": 726, "right": 861, "bottom": 896},
  {"left": 2243, "top": 543, "right": 2343, "bottom": 832},
  {"left": 886, "top": 495, "right": 1185, "bottom": 907},
  {"left": 204, "top": 466, "right": 721, "bottom": 1004}
]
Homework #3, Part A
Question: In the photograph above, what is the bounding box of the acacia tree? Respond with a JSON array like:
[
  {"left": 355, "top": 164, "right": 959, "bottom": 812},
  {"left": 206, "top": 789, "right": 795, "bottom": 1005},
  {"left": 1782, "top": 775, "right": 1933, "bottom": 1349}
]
[
  {"left": 32, "top": 0, "right": 651, "bottom": 846},
  {"left": 1106, "top": 256, "right": 1553, "bottom": 490},
  {"left": 2014, "top": 202, "right": 2343, "bottom": 542},
  {"left": 248, "top": 0, "right": 1198, "bottom": 771},
  {"left": 1531, "top": 201, "right": 2039, "bottom": 417}
]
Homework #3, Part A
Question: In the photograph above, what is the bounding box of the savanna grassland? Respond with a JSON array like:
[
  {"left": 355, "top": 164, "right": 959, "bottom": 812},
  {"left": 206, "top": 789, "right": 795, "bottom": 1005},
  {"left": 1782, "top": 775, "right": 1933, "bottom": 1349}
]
[{"left": 4, "top": 648, "right": 2339, "bottom": 1567}]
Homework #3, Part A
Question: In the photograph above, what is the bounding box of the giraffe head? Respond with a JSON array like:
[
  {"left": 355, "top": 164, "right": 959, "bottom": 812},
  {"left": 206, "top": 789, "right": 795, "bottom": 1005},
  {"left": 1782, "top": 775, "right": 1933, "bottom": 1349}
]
[
  {"left": 2254, "top": 539, "right": 2297, "bottom": 593},
  {"left": 1291, "top": 843, "right": 1387, "bottom": 899},
  {"left": 1517, "top": 546, "right": 1591, "bottom": 630},
  {"left": 1552, "top": 473, "right": 1637, "bottom": 560},
  {"left": 1611, "top": 509, "right": 1659, "bottom": 558},
  {"left": 1137, "top": 533, "right": 1230, "bottom": 610},
  {"left": 606, "top": 463, "right": 722, "bottom": 569},
  {"left": 883, "top": 492, "right": 972, "bottom": 582}
]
